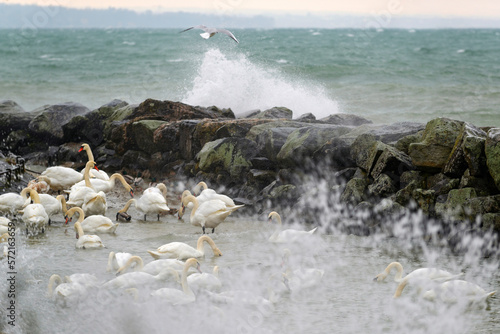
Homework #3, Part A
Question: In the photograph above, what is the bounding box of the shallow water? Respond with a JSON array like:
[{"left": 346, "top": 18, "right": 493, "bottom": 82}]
[{"left": 1, "top": 180, "right": 498, "bottom": 334}]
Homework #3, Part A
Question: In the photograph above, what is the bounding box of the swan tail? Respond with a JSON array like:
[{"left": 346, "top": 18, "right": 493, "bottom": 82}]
[
  {"left": 147, "top": 250, "right": 161, "bottom": 259},
  {"left": 308, "top": 227, "right": 318, "bottom": 234}
]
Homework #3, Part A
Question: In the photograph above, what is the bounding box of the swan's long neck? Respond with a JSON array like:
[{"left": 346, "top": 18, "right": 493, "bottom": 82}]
[
  {"left": 82, "top": 144, "right": 94, "bottom": 162},
  {"left": 194, "top": 181, "right": 208, "bottom": 195},
  {"left": 83, "top": 162, "right": 94, "bottom": 188},
  {"left": 181, "top": 259, "right": 199, "bottom": 295},
  {"left": 107, "top": 252, "right": 116, "bottom": 271},
  {"left": 111, "top": 174, "right": 132, "bottom": 192},
  {"left": 27, "top": 189, "right": 41, "bottom": 204},
  {"left": 118, "top": 199, "right": 136, "bottom": 213},
  {"left": 117, "top": 256, "right": 144, "bottom": 274},
  {"left": 269, "top": 212, "right": 282, "bottom": 226},
  {"left": 394, "top": 278, "right": 409, "bottom": 298},
  {"left": 74, "top": 221, "right": 85, "bottom": 239},
  {"left": 56, "top": 195, "right": 68, "bottom": 214},
  {"left": 47, "top": 274, "right": 63, "bottom": 296},
  {"left": 20, "top": 187, "right": 30, "bottom": 198},
  {"left": 386, "top": 262, "right": 404, "bottom": 282},
  {"left": 184, "top": 195, "right": 199, "bottom": 219},
  {"left": 198, "top": 236, "right": 220, "bottom": 256}
]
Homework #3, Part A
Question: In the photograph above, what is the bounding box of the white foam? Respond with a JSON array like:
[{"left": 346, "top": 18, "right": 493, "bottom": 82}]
[{"left": 181, "top": 48, "right": 339, "bottom": 119}]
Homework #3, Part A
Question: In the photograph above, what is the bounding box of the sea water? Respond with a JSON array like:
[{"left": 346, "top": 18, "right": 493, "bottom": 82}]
[{"left": 0, "top": 28, "right": 499, "bottom": 125}]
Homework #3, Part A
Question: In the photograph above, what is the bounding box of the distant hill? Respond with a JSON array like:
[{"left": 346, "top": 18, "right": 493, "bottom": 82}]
[
  {"left": 0, "top": 4, "right": 499, "bottom": 29},
  {"left": 0, "top": 4, "right": 274, "bottom": 29}
]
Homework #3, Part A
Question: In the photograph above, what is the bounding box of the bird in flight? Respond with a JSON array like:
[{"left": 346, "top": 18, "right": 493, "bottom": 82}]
[{"left": 179, "top": 25, "right": 239, "bottom": 44}]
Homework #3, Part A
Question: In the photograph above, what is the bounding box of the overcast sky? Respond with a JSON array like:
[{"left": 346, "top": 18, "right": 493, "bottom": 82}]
[{"left": 3, "top": 0, "right": 500, "bottom": 18}]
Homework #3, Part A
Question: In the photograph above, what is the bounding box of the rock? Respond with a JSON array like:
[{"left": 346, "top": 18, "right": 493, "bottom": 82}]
[
  {"left": 412, "top": 189, "right": 436, "bottom": 216},
  {"left": 368, "top": 173, "right": 397, "bottom": 197},
  {"left": 400, "top": 170, "right": 425, "bottom": 189},
  {"left": 485, "top": 128, "right": 500, "bottom": 191},
  {"left": 253, "top": 126, "right": 303, "bottom": 162},
  {"left": 127, "top": 99, "right": 226, "bottom": 122},
  {"left": 427, "top": 173, "right": 460, "bottom": 196},
  {"left": 247, "top": 169, "right": 277, "bottom": 188},
  {"left": 340, "top": 177, "right": 370, "bottom": 205},
  {"left": 129, "top": 120, "right": 168, "bottom": 154},
  {"left": 443, "top": 123, "right": 487, "bottom": 177},
  {"left": 436, "top": 187, "right": 477, "bottom": 220},
  {"left": 370, "top": 145, "right": 414, "bottom": 181},
  {"left": 319, "top": 113, "right": 372, "bottom": 126},
  {"left": 196, "top": 137, "right": 258, "bottom": 181},
  {"left": 408, "top": 118, "right": 463, "bottom": 172},
  {"left": 395, "top": 131, "right": 423, "bottom": 155},
  {"left": 295, "top": 113, "right": 316, "bottom": 122},
  {"left": 465, "top": 195, "right": 500, "bottom": 219},
  {"left": 459, "top": 169, "right": 498, "bottom": 197},
  {"left": 249, "top": 107, "right": 293, "bottom": 120},
  {"left": 481, "top": 213, "right": 500, "bottom": 232},
  {"left": 28, "top": 102, "right": 90, "bottom": 144},
  {"left": 246, "top": 121, "right": 304, "bottom": 141},
  {"left": 276, "top": 124, "right": 352, "bottom": 168},
  {"left": 339, "top": 122, "right": 425, "bottom": 145},
  {"left": 349, "top": 134, "right": 378, "bottom": 171},
  {"left": 0, "top": 100, "right": 25, "bottom": 113},
  {"left": 314, "top": 137, "right": 356, "bottom": 169}
]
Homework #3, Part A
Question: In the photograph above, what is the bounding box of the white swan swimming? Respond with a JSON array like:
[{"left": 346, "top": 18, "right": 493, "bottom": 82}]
[
  {"left": 115, "top": 256, "right": 199, "bottom": 277},
  {"left": 0, "top": 187, "right": 30, "bottom": 216},
  {"left": 151, "top": 258, "right": 202, "bottom": 305},
  {"left": 181, "top": 194, "right": 243, "bottom": 233},
  {"left": 67, "top": 161, "right": 107, "bottom": 211},
  {"left": 280, "top": 249, "right": 324, "bottom": 292},
  {"left": 66, "top": 208, "right": 105, "bottom": 249},
  {"left": 148, "top": 235, "right": 222, "bottom": 260},
  {"left": 268, "top": 211, "right": 318, "bottom": 243},
  {"left": 34, "top": 194, "right": 68, "bottom": 223},
  {"left": 65, "top": 207, "right": 119, "bottom": 234},
  {"left": 39, "top": 158, "right": 99, "bottom": 192},
  {"left": 374, "top": 262, "right": 464, "bottom": 283},
  {"left": 421, "top": 279, "right": 496, "bottom": 304},
  {"left": 179, "top": 25, "right": 239, "bottom": 43},
  {"left": 117, "top": 191, "right": 169, "bottom": 221},
  {"left": 47, "top": 274, "right": 89, "bottom": 306},
  {"left": 78, "top": 143, "right": 109, "bottom": 180},
  {"left": 107, "top": 251, "right": 134, "bottom": 272},
  {"left": 187, "top": 265, "right": 222, "bottom": 292},
  {"left": 102, "top": 267, "right": 177, "bottom": 291},
  {"left": 20, "top": 188, "right": 49, "bottom": 236}
]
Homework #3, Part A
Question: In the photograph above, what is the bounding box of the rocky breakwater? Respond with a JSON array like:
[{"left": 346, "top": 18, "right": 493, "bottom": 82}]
[{"left": 1, "top": 99, "right": 499, "bottom": 242}]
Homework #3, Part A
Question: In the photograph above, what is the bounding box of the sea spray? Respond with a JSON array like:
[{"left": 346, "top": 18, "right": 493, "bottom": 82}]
[{"left": 182, "top": 48, "right": 340, "bottom": 118}]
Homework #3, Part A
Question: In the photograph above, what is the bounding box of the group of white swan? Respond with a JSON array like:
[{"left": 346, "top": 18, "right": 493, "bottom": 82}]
[{"left": 374, "top": 261, "right": 496, "bottom": 304}]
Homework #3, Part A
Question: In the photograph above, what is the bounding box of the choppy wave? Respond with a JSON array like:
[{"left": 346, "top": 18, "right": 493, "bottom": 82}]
[{"left": 181, "top": 48, "right": 339, "bottom": 119}]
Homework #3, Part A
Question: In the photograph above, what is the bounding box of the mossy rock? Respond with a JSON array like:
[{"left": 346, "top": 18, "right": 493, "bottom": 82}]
[{"left": 485, "top": 128, "right": 500, "bottom": 191}]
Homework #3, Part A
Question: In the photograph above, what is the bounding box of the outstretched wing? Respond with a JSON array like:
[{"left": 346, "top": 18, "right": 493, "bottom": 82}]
[
  {"left": 216, "top": 28, "right": 239, "bottom": 43},
  {"left": 179, "top": 25, "right": 208, "bottom": 33}
]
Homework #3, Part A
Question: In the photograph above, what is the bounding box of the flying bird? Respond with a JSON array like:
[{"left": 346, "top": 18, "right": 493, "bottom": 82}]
[{"left": 179, "top": 25, "right": 239, "bottom": 44}]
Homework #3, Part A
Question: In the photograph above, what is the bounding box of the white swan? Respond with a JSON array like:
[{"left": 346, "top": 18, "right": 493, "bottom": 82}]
[
  {"left": 421, "top": 280, "right": 496, "bottom": 304},
  {"left": 67, "top": 161, "right": 106, "bottom": 209},
  {"left": 107, "top": 251, "right": 134, "bottom": 272},
  {"left": 20, "top": 188, "right": 49, "bottom": 236},
  {"left": 143, "top": 183, "right": 168, "bottom": 198},
  {"left": 72, "top": 173, "right": 134, "bottom": 195},
  {"left": 65, "top": 207, "right": 118, "bottom": 234},
  {"left": 47, "top": 274, "right": 88, "bottom": 306},
  {"left": 0, "top": 187, "right": 30, "bottom": 216},
  {"left": 0, "top": 217, "right": 11, "bottom": 234},
  {"left": 27, "top": 194, "right": 68, "bottom": 224},
  {"left": 115, "top": 256, "right": 199, "bottom": 277},
  {"left": 148, "top": 235, "right": 222, "bottom": 260},
  {"left": 78, "top": 143, "right": 109, "bottom": 180},
  {"left": 374, "top": 262, "right": 464, "bottom": 283},
  {"left": 181, "top": 194, "right": 243, "bottom": 233},
  {"left": 117, "top": 191, "right": 169, "bottom": 221},
  {"left": 151, "top": 258, "right": 201, "bottom": 305},
  {"left": 102, "top": 267, "right": 177, "bottom": 291},
  {"left": 280, "top": 249, "right": 324, "bottom": 292},
  {"left": 268, "top": 211, "right": 318, "bottom": 243},
  {"left": 187, "top": 265, "right": 222, "bottom": 292},
  {"left": 66, "top": 209, "right": 105, "bottom": 249},
  {"left": 39, "top": 159, "right": 98, "bottom": 192},
  {"left": 64, "top": 273, "right": 100, "bottom": 287}
]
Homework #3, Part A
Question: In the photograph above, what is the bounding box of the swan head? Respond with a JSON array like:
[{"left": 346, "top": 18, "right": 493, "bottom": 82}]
[
  {"left": 373, "top": 273, "right": 388, "bottom": 282},
  {"left": 213, "top": 248, "right": 223, "bottom": 257},
  {"left": 178, "top": 205, "right": 185, "bottom": 220},
  {"left": 78, "top": 143, "right": 90, "bottom": 153},
  {"left": 116, "top": 212, "right": 131, "bottom": 222}
]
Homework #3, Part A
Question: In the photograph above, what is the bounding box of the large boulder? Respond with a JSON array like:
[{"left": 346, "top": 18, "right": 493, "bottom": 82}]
[
  {"left": 485, "top": 128, "right": 500, "bottom": 191},
  {"left": 443, "top": 123, "right": 487, "bottom": 177},
  {"left": 319, "top": 113, "right": 372, "bottom": 126},
  {"left": 249, "top": 107, "right": 293, "bottom": 120},
  {"left": 408, "top": 118, "right": 463, "bottom": 172},
  {"left": 196, "top": 137, "right": 258, "bottom": 181},
  {"left": 0, "top": 100, "right": 39, "bottom": 140},
  {"left": 28, "top": 102, "right": 90, "bottom": 144},
  {"left": 276, "top": 124, "right": 352, "bottom": 168},
  {"left": 129, "top": 120, "right": 168, "bottom": 154}
]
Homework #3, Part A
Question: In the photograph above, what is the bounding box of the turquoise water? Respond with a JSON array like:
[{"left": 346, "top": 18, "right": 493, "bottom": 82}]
[{"left": 1, "top": 28, "right": 499, "bottom": 125}]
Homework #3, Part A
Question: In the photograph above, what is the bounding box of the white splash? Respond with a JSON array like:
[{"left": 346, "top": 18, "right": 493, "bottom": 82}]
[{"left": 181, "top": 48, "right": 339, "bottom": 119}]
